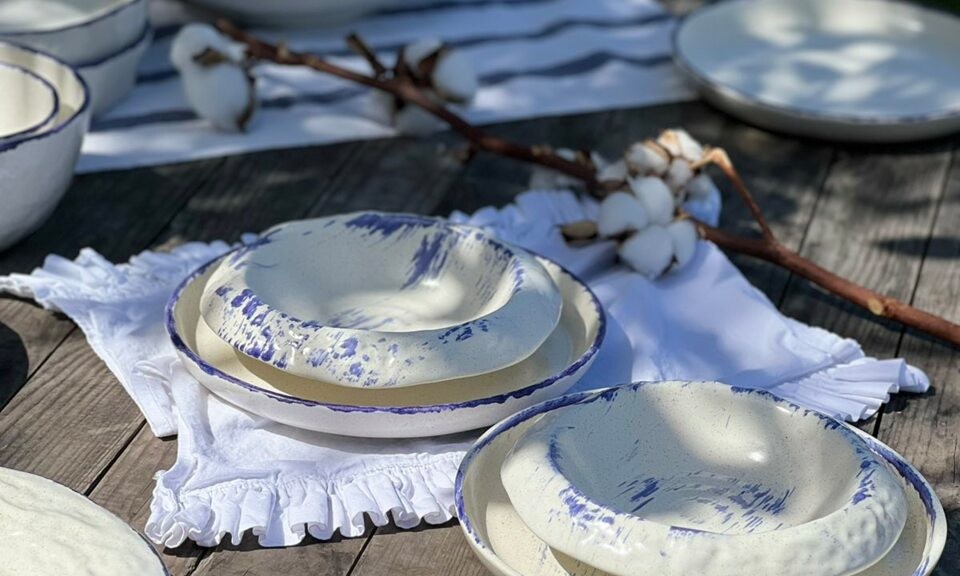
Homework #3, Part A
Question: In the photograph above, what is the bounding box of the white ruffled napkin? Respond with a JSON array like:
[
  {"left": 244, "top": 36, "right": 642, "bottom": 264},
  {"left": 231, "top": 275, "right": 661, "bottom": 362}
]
[{"left": 0, "top": 190, "right": 927, "bottom": 548}]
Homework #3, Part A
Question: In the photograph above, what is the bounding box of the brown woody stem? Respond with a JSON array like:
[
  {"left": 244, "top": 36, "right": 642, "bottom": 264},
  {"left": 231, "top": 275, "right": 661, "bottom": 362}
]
[{"left": 215, "top": 19, "right": 960, "bottom": 349}]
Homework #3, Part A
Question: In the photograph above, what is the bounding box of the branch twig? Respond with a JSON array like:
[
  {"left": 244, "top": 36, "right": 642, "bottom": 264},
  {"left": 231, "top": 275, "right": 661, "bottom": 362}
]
[{"left": 214, "top": 19, "right": 960, "bottom": 349}]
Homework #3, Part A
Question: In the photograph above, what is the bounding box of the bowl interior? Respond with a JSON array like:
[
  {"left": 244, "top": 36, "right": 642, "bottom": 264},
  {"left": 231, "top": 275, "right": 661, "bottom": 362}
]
[
  {"left": 0, "top": 43, "right": 86, "bottom": 125},
  {"left": 546, "top": 383, "right": 868, "bottom": 535},
  {"left": 221, "top": 215, "right": 526, "bottom": 333},
  {"left": 0, "top": 0, "right": 128, "bottom": 33},
  {"left": 0, "top": 64, "right": 56, "bottom": 138}
]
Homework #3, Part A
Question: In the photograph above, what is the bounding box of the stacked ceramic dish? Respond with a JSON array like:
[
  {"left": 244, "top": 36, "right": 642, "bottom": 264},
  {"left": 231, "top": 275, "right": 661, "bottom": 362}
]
[
  {"left": 0, "top": 41, "right": 90, "bottom": 250},
  {"left": 166, "top": 212, "right": 606, "bottom": 438},
  {"left": 457, "top": 381, "right": 947, "bottom": 576},
  {"left": 0, "top": 0, "right": 151, "bottom": 116}
]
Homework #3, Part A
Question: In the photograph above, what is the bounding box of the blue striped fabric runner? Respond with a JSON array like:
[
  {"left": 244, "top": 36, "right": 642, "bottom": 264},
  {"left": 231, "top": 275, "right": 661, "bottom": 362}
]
[{"left": 78, "top": 0, "right": 694, "bottom": 173}]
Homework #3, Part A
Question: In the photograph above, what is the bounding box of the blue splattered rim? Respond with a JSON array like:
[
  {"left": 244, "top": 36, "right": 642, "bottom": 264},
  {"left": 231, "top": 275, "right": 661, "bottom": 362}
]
[
  {"left": 74, "top": 22, "right": 152, "bottom": 69},
  {"left": 165, "top": 240, "right": 606, "bottom": 416},
  {"left": 455, "top": 381, "right": 946, "bottom": 574},
  {"left": 0, "top": 40, "right": 90, "bottom": 155},
  {"left": 672, "top": 0, "right": 960, "bottom": 127},
  {"left": 0, "top": 0, "right": 143, "bottom": 36},
  {"left": 0, "top": 61, "right": 60, "bottom": 142}
]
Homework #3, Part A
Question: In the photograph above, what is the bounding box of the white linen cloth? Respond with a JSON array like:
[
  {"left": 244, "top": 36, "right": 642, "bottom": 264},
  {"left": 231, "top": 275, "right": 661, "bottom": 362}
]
[
  {"left": 0, "top": 191, "right": 928, "bottom": 547},
  {"left": 77, "top": 0, "right": 693, "bottom": 173}
]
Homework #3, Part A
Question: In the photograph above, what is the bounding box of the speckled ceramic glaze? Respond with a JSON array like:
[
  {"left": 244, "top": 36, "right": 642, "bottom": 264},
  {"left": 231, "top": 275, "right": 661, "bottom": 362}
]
[
  {"left": 200, "top": 214, "right": 563, "bottom": 389},
  {"left": 500, "top": 381, "right": 908, "bottom": 576},
  {"left": 0, "top": 41, "right": 89, "bottom": 251},
  {"left": 76, "top": 24, "right": 151, "bottom": 117},
  {"left": 0, "top": 467, "right": 169, "bottom": 575},
  {"left": 0, "top": 0, "right": 148, "bottom": 65},
  {"left": 456, "top": 383, "right": 946, "bottom": 576},
  {"left": 168, "top": 250, "right": 604, "bottom": 438},
  {"left": 0, "top": 62, "right": 58, "bottom": 142}
]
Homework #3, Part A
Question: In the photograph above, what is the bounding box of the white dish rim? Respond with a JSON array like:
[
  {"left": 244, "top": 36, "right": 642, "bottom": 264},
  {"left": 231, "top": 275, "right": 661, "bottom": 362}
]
[
  {"left": 0, "top": 61, "right": 59, "bottom": 141},
  {"left": 74, "top": 21, "right": 150, "bottom": 69},
  {"left": 672, "top": 0, "right": 960, "bottom": 127},
  {"left": 0, "top": 0, "right": 143, "bottom": 36}
]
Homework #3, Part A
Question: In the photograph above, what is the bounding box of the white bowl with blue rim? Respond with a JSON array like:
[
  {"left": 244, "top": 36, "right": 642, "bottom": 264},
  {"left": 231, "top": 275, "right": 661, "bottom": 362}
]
[
  {"left": 199, "top": 214, "right": 564, "bottom": 389},
  {"left": 76, "top": 24, "right": 151, "bottom": 117},
  {"left": 500, "top": 381, "right": 908, "bottom": 576},
  {"left": 0, "top": 0, "right": 148, "bottom": 65},
  {"left": 0, "top": 41, "right": 89, "bottom": 251},
  {"left": 0, "top": 61, "right": 59, "bottom": 143},
  {"left": 457, "top": 382, "right": 947, "bottom": 576},
  {"left": 167, "top": 247, "right": 603, "bottom": 438}
]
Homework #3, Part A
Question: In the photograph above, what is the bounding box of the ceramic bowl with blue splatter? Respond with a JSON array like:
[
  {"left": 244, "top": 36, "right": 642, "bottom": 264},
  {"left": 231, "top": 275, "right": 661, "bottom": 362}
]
[
  {"left": 499, "top": 381, "right": 908, "bottom": 576},
  {"left": 456, "top": 382, "right": 945, "bottom": 576},
  {"left": 200, "top": 213, "right": 563, "bottom": 389}
]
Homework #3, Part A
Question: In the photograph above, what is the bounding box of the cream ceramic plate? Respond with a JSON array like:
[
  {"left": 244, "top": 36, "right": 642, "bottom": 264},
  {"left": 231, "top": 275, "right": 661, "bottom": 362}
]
[
  {"left": 457, "top": 383, "right": 947, "bottom": 576},
  {"left": 673, "top": 0, "right": 960, "bottom": 142},
  {"left": 0, "top": 41, "right": 89, "bottom": 251},
  {"left": 0, "top": 467, "right": 168, "bottom": 575},
  {"left": 0, "top": 62, "right": 58, "bottom": 142},
  {"left": 76, "top": 24, "right": 151, "bottom": 117},
  {"left": 0, "top": 0, "right": 148, "bottom": 64},
  {"left": 168, "top": 250, "right": 604, "bottom": 438},
  {"left": 200, "top": 214, "right": 563, "bottom": 389}
]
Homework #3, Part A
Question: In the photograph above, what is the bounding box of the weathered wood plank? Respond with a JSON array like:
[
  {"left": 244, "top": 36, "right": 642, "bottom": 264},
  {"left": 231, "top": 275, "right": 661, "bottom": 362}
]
[
  {"left": 190, "top": 531, "right": 371, "bottom": 576},
  {"left": 350, "top": 522, "right": 486, "bottom": 576}
]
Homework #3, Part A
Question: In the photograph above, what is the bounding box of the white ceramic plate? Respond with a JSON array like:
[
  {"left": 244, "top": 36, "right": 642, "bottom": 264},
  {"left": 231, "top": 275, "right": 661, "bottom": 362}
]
[
  {"left": 673, "top": 0, "right": 960, "bottom": 142},
  {"left": 0, "top": 0, "right": 148, "bottom": 65},
  {"left": 500, "top": 381, "right": 906, "bottom": 576},
  {"left": 0, "top": 41, "right": 90, "bottom": 251},
  {"left": 168, "top": 249, "right": 604, "bottom": 438},
  {"left": 76, "top": 25, "right": 151, "bottom": 117},
  {"left": 0, "top": 467, "right": 168, "bottom": 575},
  {"left": 457, "top": 383, "right": 947, "bottom": 576},
  {"left": 200, "top": 214, "right": 563, "bottom": 389},
  {"left": 180, "top": 0, "right": 399, "bottom": 27},
  {"left": 0, "top": 61, "right": 58, "bottom": 141}
]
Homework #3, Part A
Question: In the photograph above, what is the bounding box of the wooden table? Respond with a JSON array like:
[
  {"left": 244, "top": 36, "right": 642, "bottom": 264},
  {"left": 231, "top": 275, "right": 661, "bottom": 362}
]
[{"left": 1, "top": 98, "right": 958, "bottom": 574}]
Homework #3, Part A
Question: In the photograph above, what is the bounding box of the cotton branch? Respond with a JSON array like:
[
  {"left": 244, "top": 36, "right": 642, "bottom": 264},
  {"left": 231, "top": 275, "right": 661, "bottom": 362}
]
[{"left": 214, "top": 20, "right": 960, "bottom": 349}]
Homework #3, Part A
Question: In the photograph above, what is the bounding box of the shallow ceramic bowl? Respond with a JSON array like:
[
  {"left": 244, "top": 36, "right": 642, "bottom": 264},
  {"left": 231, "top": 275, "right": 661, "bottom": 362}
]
[
  {"left": 200, "top": 214, "right": 563, "bottom": 389},
  {"left": 0, "top": 41, "right": 90, "bottom": 251},
  {"left": 0, "top": 467, "right": 169, "bottom": 575},
  {"left": 76, "top": 25, "right": 151, "bottom": 117},
  {"left": 500, "top": 381, "right": 907, "bottom": 576},
  {"left": 181, "top": 0, "right": 399, "bottom": 27},
  {"left": 0, "top": 0, "right": 148, "bottom": 64},
  {"left": 456, "top": 383, "right": 946, "bottom": 576},
  {"left": 0, "top": 62, "right": 58, "bottom": 142},
  {"left": 168, "top": 250, "right": 603, "bottom": 438},
  {"left": 673, "top": 0, "right": 960, "bottom": 142}
]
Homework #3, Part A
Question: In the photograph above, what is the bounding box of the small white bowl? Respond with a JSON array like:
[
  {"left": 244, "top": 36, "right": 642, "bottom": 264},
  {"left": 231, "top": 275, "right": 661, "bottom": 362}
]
[
  {"left": 0, "top": 0, "right": 148, "bottom": 65},
  {"left": 456, "top": 384, "right": 946, "bottom": 576},
  {"left": 200, "top": 214, "right": 563, "bottom": 389},
  {"left": 0, "top": 61, "right": 58, "bottom": 142},
  {"left": 76, "top": 25, "right": 151, "bottom": 117},
  {"left": 0, "top": 41, "right": 90, "bottom": 251},
  {"left": 168, "top": 249, "right": 604, "bottom": 438},
  {"left": 500, "top": 381, "right": 908, "bottom": 576}
]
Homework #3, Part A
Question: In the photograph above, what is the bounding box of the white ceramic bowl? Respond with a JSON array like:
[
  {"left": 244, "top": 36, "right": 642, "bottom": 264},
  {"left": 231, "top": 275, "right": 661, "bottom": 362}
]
[
  {"left": 0, "top": 467, "right": 169, "bottom": 575},
  {"left": 200, "top": 214, "right": 563, "bottom": 389},
  {"left": 0, "top": 61, "right": 58, "bottom": 142},
  {"left": 0, "top": 0, "right": 148, "bottom": 65},
  {"left": 456, "top": 383, "right": 947, "bottom": 576},
  {"left": 76, "top": 25, "right": 151, "bottom": 117},
  {"left": 181, "top": 0, "right": 399, "bottom": 27},
  {"left": 0, "top": 41, "right": 90, "bottom": 251},
  {"left": 674, "top": 0, "right": 960, "bottom": 142},
  {"left": 500, "top": 381, "right": 907, "bottom": 576},
  {"left": 168, "top": 249, "right": 604, "bottom": 438}
]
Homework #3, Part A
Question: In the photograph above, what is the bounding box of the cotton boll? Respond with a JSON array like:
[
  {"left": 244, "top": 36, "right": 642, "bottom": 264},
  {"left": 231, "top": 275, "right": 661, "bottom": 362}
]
[
  {"left": 668, "top": 219, "right": 699, "bottom": 270},
  {"left": 624, "top": 140, "right": 669, "bottom": 176},
  {"left": 630, "top": 176, "right": 674, "bottom": 225},
  {"left": 430, "top": 49, "right": 478, "bottom": 103},
  {"left": 597, "top": 158, "right": 628, "bottom": 183},
  {"left": 619, "top": 225, "right": 673, "bottom": 278},
  {"left": 171, "top": 24, "right": 255, "bottom": 132},
  {"left": 657, "top": 129, "right": 704, "bottom": 162},
  {"left": 597, "top": 192, "right": 649, "bottom": 237},
  {"left": 685, "top": 173, "right": 714, "bottom": 201},
  {"left": 402, "top": 39, "right": 444, "bottom": 70},
  {"left": 528, "top": 148, "right": 581, "bottom": 190},
  {"left": 394, "top": 101, "right": 445, "bottom": 135},
  {"left": 665, "top": 159, "right": 694, "bottom": 193}
]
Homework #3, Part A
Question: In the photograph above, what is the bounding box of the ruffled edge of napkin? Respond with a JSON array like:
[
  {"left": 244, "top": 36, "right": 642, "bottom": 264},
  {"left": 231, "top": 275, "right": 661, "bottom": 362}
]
[{"left": 146, "top": 453, "right": 463, "bottom": 548}]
